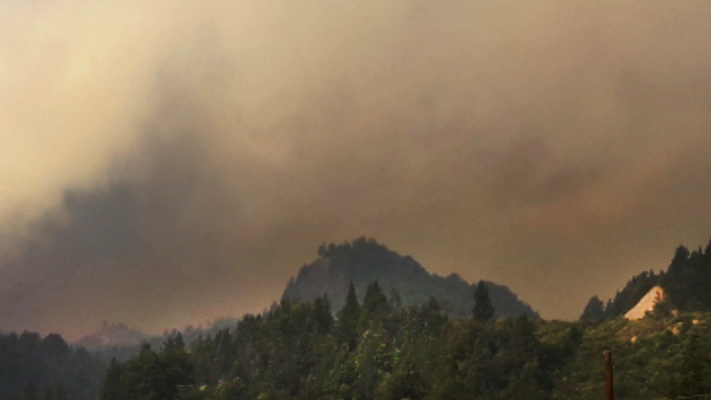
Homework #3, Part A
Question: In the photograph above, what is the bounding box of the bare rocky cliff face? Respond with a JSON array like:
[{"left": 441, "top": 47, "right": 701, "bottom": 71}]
[
  {"left": 624, "top": 286, "right": 665, "bottom": 320},
  {"left": 282, "top": 238, "right": 539, "bottom": 319}
]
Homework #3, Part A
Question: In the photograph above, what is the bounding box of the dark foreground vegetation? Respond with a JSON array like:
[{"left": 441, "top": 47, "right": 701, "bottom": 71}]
[
  {"left": 99, "top": 281, "right": 711, "bottom": 400},
  {"left": 0, "top": 331, "right": 105, "bottom": 400}
]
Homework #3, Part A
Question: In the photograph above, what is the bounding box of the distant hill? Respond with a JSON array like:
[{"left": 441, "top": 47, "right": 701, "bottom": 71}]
[
  {"left": 76, "top": 319, "right": 240, "bottom": 362},
  {"left": 76, "top": 321, "right": 147, "bottom": 350},
  {"left": 581, "top": 238, "right": 711, "bottom": 320},
  {"left": 282, "top": 237, "right": 539, "bottom": 319}
]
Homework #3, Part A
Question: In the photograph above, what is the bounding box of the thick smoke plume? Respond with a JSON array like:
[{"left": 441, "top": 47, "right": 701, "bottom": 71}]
[{"left": 2, "top": 0, "right": 711, "bottom": 338}]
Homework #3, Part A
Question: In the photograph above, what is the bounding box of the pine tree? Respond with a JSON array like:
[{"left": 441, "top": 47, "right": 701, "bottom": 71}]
[
  {"left": 337, "top": 280, "right": 361, "bottom": 350},
  {"left": 473, "top": 281, "right": 495, "bottom": 322},
  {"left": 580, "top": 296, "right": 605, "bottom": 321},
  {"left": 100, "top": 358, "right": 126, "bottom": 400},
  {"left": 127, "top": 343, "right": 170, "bottom": 400},
  {"left": 312, "top": 295, "right": 334, "bottom": 334},
  {"left": 668, "top": 245, "right": 690, "bottom": 275},
  {"left": 161, "top": 333, "right": 195, "bottom": 399},
  {"left": 604, "top": 299, "right": 615, "bottom": 318},
  {"left": 702, "top": 237, "right": 711, "bottom": 263},
  {"left": 54, "top": 384, "right": 68, "bottom": 400},
  {"left": 362, "top": 281, "right": 390, "bottom": 320},
  {"left": 21, "top": 382, "right": 39, "bottom": 400}
]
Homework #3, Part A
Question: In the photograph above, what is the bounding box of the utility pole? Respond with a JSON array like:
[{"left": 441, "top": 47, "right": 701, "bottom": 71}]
[{"left": 604, "top": 350, "right": 614, "bottom": 400}]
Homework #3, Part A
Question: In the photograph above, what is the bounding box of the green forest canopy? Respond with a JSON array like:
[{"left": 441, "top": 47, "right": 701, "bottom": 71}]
[{"left": 101, "top": 279, "right": 711, "bottom": 400}]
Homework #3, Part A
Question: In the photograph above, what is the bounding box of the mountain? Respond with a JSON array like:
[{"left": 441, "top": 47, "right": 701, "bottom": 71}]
[
  {"left": 282, "top": 237, "right": 539, "bottom": 318},
  {"left": 75, "top": 321, "right": 147, "bottom": 350},
  {"left": 581, "top": 238, "right": 711, "bottom": 320},
  {"left": 76, "top": 319, "right": 243, "bottom": 362}
]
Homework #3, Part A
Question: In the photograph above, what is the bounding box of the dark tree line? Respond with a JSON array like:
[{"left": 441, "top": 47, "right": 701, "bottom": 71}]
[
  {"left": 19, "top": 381, "right": 69, "bottom": 400},
  {"left": 581, "top": 238, "right": 711, "bottom": 321},
  {"left": 0, "top": 331, "right": 105, "bottom": 400},
  {"left": 100, "top": 335, "right": 193, "bottom": 400}
]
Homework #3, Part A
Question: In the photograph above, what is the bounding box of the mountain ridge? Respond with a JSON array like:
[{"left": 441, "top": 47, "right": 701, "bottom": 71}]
[{"left": 282, "top": 237, "right": 539, "bottom": 319}]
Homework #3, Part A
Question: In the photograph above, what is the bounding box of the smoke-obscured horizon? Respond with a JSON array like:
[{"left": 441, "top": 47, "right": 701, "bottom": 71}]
[{"left": 2, "top": 0, "right": 711, "bottom": 338}]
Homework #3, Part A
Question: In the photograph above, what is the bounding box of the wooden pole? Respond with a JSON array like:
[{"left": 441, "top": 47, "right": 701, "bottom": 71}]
[{"left": 604, "top": 350, "right": 614, "bottom": 400}]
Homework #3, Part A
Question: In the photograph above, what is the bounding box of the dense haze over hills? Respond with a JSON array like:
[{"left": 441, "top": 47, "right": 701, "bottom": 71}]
[
  {"left": 4, "top": 1, "right": 711, "bottom": 398},
  {"left": 2, "top": 1, "right": 711, "bottom": 338},
  {"left": 74, "top": 238, "right": 538, "bottom": 355},
  {"left": 75, "top": 322, "right": 148, "bottom": 351},
  {"left": 283, "top": 238, "right": 538, "bottom": 319}
]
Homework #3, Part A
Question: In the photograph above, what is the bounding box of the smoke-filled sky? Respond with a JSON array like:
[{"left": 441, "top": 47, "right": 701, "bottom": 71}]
[{"left": 2, "top": 0, "right": 711, "bottom": 339}]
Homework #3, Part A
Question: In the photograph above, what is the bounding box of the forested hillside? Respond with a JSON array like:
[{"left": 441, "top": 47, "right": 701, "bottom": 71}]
[
  {"left": 0, "top": 331, "right": 105, "bottom": 400},
  {"left": 282, "top": 238, "right": 538, "bottom": 319},
  {"left": 100, "top": 281, "right": 711, "bottom": 400},
  {"left": 581, "top": 239, "right": 711, "bottom": 320}
]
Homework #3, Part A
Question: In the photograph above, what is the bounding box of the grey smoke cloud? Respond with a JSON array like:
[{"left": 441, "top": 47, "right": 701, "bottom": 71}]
[{"left": 2, "top": 0, "right": 711, "bottom": 338}]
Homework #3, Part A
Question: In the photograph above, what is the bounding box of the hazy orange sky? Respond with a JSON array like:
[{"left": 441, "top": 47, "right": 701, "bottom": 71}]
[{"left": 2, "top": 0, "right": 711, "bottom": 339}]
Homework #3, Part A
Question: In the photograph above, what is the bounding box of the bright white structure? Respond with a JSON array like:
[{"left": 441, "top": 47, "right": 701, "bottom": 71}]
[{"left": 624, "top": 286, "right": 665, "bottom": 320}]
